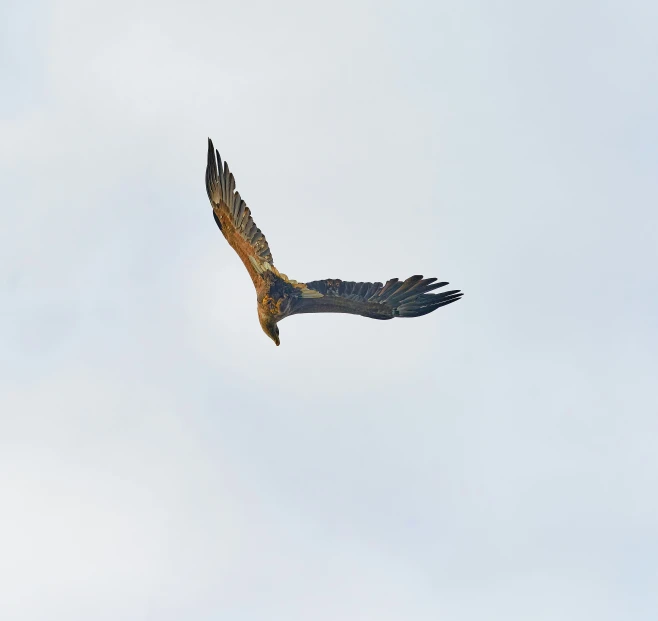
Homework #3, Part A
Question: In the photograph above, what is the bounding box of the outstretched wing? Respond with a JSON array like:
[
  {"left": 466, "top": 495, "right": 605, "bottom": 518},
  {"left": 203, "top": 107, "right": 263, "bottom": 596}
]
[
  {"left": 288, "top": 275, "right": 463, "bottom": 320},
  {"left": 205, "top": 138, "right": 274, "bottom": 286}
]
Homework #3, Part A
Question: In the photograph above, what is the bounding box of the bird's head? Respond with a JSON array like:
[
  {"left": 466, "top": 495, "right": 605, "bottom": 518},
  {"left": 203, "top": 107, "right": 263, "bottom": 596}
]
[{"left": 258, "top": 310, "right": 280, "bottom": 346}]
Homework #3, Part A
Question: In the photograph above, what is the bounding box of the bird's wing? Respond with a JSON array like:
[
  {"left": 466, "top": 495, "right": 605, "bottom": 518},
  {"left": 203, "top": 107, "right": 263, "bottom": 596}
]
[
  {"left": 288, "top": 275, "right": 463, "bottom": 320},
  {"left": 205, "top": 138, "right": 274, "bottom": 286}
]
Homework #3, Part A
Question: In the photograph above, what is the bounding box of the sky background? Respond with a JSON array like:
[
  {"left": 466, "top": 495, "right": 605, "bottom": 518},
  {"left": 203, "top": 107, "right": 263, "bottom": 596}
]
[{"left": 2, "top": 0, "right": 658, "bottom": 619}]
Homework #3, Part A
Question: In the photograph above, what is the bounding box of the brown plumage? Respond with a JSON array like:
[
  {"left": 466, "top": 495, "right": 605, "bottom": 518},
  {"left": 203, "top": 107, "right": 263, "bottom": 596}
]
[{"left": 205, "top": 138, "right": 463, "bottom": 346}]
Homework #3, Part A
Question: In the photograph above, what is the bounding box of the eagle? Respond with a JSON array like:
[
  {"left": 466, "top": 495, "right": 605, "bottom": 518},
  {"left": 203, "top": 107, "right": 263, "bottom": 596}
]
[{"left": 205, "top": 138, "right": 463, "bottom": 346}]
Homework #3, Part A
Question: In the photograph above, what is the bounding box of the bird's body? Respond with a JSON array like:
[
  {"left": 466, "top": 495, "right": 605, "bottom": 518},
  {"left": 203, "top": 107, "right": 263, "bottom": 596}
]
[{"left": 205, "top": 138, "right": 462, "bottom": 346}]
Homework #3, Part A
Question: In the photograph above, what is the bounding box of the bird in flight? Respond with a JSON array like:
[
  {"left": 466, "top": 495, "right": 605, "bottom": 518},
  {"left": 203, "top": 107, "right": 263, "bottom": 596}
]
[{"left": 205, "top": 138, "right": 463, "bottom": 346}]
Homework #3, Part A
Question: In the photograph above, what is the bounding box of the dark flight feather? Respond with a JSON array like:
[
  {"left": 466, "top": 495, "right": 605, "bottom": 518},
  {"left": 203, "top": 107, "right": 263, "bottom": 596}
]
[
  {"left": 205, "top": 140, "right": 275, "bottom": 269},
  {"left": 292, "top": 275, "right": 462, "bottom": 320}
]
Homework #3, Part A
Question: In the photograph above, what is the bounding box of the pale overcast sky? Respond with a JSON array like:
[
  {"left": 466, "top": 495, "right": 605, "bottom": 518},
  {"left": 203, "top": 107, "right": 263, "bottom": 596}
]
[{"left": 2, "top": 1, "right": 657, "bottom": 619}]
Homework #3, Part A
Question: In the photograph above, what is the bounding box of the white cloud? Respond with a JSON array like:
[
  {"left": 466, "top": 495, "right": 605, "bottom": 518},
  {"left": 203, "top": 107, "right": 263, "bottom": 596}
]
[{"left": 2, "top": 0, "right": 657, "bottom": 619}]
